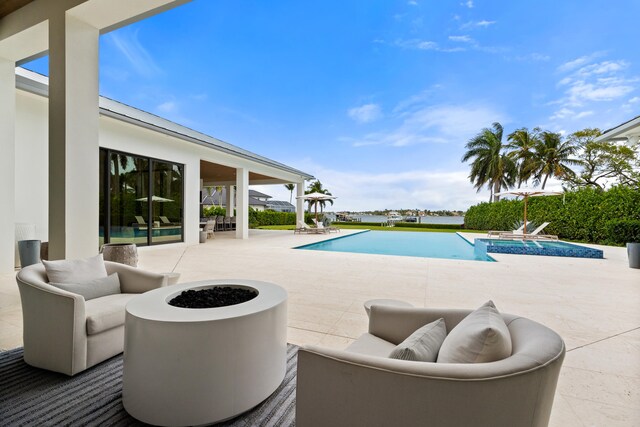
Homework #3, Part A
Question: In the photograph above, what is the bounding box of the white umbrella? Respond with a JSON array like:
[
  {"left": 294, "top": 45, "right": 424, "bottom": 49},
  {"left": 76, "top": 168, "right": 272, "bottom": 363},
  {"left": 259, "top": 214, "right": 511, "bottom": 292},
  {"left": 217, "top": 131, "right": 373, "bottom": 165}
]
[
  {"left": 296, "top": 192, "right": 337, "bottom": 224},
  {"left": 136, "top": 195, "right": 174, "bottom": 203},
  {"left": 494, "top": 188, "right": 563, "bottom": 235}
]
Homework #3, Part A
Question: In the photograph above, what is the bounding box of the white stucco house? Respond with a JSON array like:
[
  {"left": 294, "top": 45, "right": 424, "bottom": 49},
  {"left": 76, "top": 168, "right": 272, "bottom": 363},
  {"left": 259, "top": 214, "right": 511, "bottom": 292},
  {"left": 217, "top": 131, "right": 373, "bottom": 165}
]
[{"left": 0, "top": 0, "right": 313, "bottom": 273}]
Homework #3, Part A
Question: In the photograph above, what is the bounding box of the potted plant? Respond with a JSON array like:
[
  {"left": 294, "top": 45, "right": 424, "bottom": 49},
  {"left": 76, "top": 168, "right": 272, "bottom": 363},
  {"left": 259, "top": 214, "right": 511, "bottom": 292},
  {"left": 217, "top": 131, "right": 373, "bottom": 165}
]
[{"left": 607, "top": 220, "right": 640, "bottom": 269}]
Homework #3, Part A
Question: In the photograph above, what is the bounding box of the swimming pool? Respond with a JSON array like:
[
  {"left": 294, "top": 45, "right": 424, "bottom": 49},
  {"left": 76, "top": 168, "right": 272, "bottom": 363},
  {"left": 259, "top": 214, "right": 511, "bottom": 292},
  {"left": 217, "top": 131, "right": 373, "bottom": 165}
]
[
  {"left": 474, "top": 238, "right": 603, "bottom": 259},
  {"left": 297, "top": 231, "right": 494, "bottom": 262}
]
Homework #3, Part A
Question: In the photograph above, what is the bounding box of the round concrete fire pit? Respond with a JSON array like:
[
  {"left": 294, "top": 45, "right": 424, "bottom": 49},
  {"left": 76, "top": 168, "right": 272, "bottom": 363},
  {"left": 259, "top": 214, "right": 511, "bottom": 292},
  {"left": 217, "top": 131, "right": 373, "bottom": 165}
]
[{"left": 122, "top": 279, "right": 288, "bottom": 426}]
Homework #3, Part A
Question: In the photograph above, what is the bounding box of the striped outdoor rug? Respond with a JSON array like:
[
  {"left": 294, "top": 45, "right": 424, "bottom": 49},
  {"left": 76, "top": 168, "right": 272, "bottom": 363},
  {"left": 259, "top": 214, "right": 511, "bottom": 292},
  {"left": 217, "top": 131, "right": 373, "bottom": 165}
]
[{"left": 0, "top": 345, "right": 298, "bottom": 426}]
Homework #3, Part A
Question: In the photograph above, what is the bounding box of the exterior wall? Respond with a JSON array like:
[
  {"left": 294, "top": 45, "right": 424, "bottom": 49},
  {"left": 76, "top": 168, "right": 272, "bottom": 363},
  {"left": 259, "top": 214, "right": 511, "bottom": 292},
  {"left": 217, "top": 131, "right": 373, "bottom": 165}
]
[
  {"left": 14, "top": 87, "right": 307, "bottom": 252},
  {"left": 15, "top": 91, "right": 49, "bottom": 242}
]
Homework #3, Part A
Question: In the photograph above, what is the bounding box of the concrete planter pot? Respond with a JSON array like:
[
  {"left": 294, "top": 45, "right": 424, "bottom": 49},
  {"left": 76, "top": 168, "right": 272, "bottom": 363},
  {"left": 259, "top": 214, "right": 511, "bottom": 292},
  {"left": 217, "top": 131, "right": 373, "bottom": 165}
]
[
  {"left": 627, "top": 243, "right": 640, "bottom": 269},
  {"left": 102, "top": 243, "right": 138, "bottom": 267}
]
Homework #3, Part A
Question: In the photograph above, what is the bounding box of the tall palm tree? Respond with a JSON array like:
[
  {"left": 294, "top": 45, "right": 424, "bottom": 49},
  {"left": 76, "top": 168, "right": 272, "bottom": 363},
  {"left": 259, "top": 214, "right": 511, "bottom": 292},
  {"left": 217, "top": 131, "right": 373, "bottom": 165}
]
[
  {"left": 306, "top": 180, "right": 334, "bottom": 213},
  {"left": 284, "top": 183, "right": 295, "bottom": 204},
  {"left": 531, "top": 131, "right": 580, "bottom": 189},
  {"left": 506, "top": 127, "right": 541, "bottom": 188},
  {"left": 461, "top": 122, "right": 517, "bottom": 202}
]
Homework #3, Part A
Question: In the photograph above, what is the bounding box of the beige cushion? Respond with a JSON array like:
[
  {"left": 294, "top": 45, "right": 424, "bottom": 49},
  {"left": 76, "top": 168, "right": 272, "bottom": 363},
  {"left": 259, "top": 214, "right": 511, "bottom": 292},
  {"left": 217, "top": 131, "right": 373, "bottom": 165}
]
[
  {"left": 346, "top": 333, "right": 397, "bottom": 357},
  {"left": 388, "top": 318, "right": 446, "bottom": 362},
  {"left": 85, "top": 293, "right": 136, "bottom": 335},
  {"left": 437, "top": 301, "right": 512, "bottom": 363},
  {"left": 43, "top": 254, "right": 108, "bottom": 284},
  {"left": 50, "top": 273, "right": 121, "bottom": 301}
]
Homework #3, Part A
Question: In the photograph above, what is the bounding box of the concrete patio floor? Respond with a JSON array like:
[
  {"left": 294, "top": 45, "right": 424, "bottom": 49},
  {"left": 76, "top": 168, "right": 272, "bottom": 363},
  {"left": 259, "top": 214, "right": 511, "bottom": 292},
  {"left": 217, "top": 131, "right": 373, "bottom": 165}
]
[{"left": 1, "top": 229, "right": 638, "bottom": 426}]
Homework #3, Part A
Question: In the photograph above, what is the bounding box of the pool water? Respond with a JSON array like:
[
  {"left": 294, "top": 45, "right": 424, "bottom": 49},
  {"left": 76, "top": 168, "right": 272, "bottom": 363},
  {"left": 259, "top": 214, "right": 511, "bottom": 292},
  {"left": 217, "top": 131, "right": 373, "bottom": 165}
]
[
  {"left": 297, "top": 231, "right": 493, "bottom": 262},
  {"left": 474, "top": 238, "right": 603, "bottom": 259}
]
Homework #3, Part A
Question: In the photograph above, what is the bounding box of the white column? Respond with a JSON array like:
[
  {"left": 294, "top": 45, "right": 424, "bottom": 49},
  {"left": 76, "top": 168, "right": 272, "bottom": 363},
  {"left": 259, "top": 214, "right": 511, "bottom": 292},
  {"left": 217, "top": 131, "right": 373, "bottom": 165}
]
[
  {"left": 296, "top": 181, "right": 305, "bottom": 225},
  {"left": 235, "top": 168, "right": 249, "bottom": 239},
  {"left": 0, "top": 58, "right": 16, "bottom": 273},
  {"left": 225, "top": 184, "right": 234, "bottom": 217},
  {"left": 48, "top": 14, "right": 99, "bottom": 260}
]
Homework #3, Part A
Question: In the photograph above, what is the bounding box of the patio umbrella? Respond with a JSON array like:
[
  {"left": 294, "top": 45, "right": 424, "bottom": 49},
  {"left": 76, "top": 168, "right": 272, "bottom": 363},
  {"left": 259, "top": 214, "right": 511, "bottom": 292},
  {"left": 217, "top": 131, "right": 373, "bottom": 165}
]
[
  {"left": 296, "top": 192, "right": 337, "bottom": 224},
  {"left": 135, "top": 195, "right": 174, "bottom": 203},
  {"left": 494, "top": 188, "right": 563, "bottom": 235}
]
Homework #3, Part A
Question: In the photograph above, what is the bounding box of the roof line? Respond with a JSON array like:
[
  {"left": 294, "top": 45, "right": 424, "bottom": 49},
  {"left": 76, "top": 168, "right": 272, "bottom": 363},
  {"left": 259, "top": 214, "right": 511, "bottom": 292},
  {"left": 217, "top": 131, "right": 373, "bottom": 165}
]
[
  {"left": 596, "top": 114, "right": 640, "bottom": 141},
  {"left": 14, "top": 67, "right": 314, "bottom": 181}
]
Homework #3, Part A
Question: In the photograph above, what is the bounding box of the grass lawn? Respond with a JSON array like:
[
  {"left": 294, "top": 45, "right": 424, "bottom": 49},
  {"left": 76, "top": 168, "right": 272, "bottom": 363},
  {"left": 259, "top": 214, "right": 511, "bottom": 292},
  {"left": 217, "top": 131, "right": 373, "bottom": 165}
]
[{"left": 256, "top": 224, "right": 487, "bottom": 233}]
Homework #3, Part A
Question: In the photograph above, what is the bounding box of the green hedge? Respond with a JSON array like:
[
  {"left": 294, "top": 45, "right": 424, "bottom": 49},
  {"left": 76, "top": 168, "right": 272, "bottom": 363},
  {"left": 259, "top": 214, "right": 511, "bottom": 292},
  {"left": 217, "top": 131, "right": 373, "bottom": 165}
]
[
  {"left": 248, "top": 210, "right": 314, "bottom": 228},
  {"left": 464, "top": 186, "right": 640, "bottom": 244},
  {"left": 606, "top": 219, "right": 640, "bottom": 244}
]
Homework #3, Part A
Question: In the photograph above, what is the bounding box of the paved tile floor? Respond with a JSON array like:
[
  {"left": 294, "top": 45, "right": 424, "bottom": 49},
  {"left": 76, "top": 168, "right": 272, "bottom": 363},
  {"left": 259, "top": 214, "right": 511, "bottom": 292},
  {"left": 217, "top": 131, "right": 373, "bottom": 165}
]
[{"left": 1, "top": 229, "right": 638, "bottom": 426}]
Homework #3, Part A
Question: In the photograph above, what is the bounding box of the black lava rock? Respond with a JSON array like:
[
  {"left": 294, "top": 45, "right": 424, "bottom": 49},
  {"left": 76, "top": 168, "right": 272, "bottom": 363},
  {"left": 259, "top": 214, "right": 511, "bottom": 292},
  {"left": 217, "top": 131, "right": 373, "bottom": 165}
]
[{"left": 168, "top": 286, "right": 258, "bottom": 309}]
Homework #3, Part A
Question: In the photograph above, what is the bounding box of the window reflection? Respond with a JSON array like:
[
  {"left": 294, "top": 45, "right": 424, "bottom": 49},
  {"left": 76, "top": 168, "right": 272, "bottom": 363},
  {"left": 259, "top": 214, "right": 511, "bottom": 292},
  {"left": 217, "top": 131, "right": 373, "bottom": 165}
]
[{"left": 100, "top": 149, "right": 183, "bottom": 246}]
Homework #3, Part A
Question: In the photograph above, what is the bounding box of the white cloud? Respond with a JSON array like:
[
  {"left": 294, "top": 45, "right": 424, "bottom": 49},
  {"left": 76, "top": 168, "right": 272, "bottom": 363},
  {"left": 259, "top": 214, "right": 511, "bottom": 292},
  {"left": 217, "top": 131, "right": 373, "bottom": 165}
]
[
  {"left": 556, "top": 52, "right": 605, "bottom": 73},
  {"left": 407, "top": 0, "right": 418, "bottom": 5},
  {"left": 460, "top": 20, "right": 496, "bottom": 30},
  {"left": 462, "top": 0, "right": 474, "bottom": 8},
  {"left": 157, "top": 101, "right": 177, "bottom": 113},
  {"left": 107, "top": 29, "right": 162, "bottom": 78},
  {"left": 550, "top": 55, "right": 638, "bottom": 122},
  {"left": 628, "top": 96, "right": 640, "bottom": 104},
  {"left": 348, "top": 103, "right": 383, "bottom": 123},
  {"left": 343, "top": 101, "right": 506, "bottom": 148},
  {"left": 449, "top": 35, "right": 473, "bottom": 43},
  {"left": 255, "top": 160, "right": 489, "bottom": 211}
]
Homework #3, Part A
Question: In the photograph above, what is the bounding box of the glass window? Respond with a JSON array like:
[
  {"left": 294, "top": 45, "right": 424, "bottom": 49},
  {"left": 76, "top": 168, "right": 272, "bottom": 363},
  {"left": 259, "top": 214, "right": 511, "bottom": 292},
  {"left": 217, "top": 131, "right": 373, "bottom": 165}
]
[
  {"left": 100, "top": 149, "right": 184, "bottom": 247},
  {"left": 109, "top": 153, "right": 149, "bottom": 245},
  {"left": 151, "top": 160, "right": 183, "bottom": 244}
]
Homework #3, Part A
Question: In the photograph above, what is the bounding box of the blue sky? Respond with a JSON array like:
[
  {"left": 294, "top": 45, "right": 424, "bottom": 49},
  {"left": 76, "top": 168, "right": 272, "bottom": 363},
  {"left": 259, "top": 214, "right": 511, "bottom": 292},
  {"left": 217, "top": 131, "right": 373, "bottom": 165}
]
[{"left": 24, "top": 0, "right": 640, "bottom": 211}]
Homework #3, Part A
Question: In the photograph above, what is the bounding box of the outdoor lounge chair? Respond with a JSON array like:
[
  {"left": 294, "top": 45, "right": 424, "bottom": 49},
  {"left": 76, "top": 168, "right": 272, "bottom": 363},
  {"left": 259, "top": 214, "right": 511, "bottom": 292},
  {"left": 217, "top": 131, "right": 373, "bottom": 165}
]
[
  {"left": 499, "top": 222, "right": 558, "bottom": 240},
  {"left": 487, "top": 222, "right": 528, "bottom": 237},
  {"left": 295, "top": 221, "right": 326, "bottom": 234},
  {"left": 313, "top": 218, "right": 340, "bottom": 233},
  {"left": 134, "top": 215, "right": 146, "bottom": 225},
  {"left": 296, "top": 305, "right": 565, "bottom": 427},
  {"left": 159, "top": 216, "right": 172, "bottom": 225}
]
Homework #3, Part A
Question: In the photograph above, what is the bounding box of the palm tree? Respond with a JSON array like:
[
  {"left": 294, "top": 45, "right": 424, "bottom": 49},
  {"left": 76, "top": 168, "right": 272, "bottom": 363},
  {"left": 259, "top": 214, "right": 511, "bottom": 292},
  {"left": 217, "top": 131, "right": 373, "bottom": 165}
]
[
  {"left": 461, "top": 122, "right": 517, "bottom": 202},
  {"left": 506, "top": 127, "right": 541, "bottom": 188},
  {"left": 531, "top": 131, "right": 580, "bottom": 189},
  {"left": 306, "top": 180, "right": 334, "bottom": 213},
  {"left": 284, "top": 183, "right": 295, "bottom": 204},
  {"left": 215, "top": 185, "right": 224, "bottom": 208}
]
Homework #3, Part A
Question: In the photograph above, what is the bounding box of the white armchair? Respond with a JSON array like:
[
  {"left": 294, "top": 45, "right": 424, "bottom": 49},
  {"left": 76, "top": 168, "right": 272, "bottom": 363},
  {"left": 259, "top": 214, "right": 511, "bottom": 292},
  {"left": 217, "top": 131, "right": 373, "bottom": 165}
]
[{"left": 16, "top": 261, "right": 167, "bottom": 376}]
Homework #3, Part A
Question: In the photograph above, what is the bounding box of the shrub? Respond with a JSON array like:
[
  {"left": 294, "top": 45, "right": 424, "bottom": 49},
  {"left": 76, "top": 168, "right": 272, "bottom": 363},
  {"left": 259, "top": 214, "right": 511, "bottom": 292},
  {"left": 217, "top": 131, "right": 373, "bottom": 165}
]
[
  {"left": 247, "top": 209, "right": 314, "bottom": 227},
  {"left": 464, "top": 186, "right": 640, "bottom": 245},
  {"left": 605, "top": 219, "right": 640, "bottom": 244}
]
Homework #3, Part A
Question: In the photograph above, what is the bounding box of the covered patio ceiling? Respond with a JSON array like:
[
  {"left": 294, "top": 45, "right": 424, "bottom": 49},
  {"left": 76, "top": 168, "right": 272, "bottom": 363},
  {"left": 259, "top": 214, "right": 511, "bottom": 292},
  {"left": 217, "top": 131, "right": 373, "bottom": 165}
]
[{"left": 200, "top": 160, "right": 294, "bottom": 186}]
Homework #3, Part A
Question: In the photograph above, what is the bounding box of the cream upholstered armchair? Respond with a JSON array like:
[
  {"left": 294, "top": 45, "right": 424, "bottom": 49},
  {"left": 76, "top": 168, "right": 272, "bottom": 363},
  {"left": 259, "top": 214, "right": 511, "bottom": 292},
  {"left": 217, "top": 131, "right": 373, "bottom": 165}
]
[
  {"left": 16, "top": 261, "right": 167, "bottom": 376},
  {"left": 296, "top": 305, "right": 565, "bottom": 427}
]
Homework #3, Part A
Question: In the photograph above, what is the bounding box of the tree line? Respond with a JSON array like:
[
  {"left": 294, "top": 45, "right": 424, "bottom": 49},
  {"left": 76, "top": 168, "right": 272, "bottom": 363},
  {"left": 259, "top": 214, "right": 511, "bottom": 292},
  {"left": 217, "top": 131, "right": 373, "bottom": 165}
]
[{"left": 462, "top": 123, "right": 640, "bottom": 202}]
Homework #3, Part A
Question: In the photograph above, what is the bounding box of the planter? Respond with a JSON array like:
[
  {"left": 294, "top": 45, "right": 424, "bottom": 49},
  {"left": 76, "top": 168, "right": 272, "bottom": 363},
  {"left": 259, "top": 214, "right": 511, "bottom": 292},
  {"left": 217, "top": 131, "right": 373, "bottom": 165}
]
[
  {"left": 627, "top": 243, "right": 640, "bottom": 269},
  {"left": 15, "top": 223, "right": 36, "bottom": 268},
  {"left": 102, "top": 243, "right": 138, "bottom": 267},
  {"left": 199, "top": 231, "right": 207, "bottom": 243},
  {"left": 18, "top": 240, "right": 41, "bottom": 268}
]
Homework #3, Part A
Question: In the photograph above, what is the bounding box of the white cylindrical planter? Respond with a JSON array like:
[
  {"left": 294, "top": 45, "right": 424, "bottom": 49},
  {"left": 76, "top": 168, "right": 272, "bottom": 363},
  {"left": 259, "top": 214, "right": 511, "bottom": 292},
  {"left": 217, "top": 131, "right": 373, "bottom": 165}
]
[
  {"left": 122, "top": 279, "right": 288, "bottom": 426},
  {"left": 15, "top": 223, "right": 36, "bottom": 268}
]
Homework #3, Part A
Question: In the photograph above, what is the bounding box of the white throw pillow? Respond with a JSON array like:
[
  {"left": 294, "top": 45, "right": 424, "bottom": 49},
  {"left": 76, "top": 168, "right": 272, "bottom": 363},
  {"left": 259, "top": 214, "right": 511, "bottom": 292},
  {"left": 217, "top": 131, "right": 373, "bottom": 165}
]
[
  {"left": 437, "top": 301, "right": 512, "bottom": 364},
  {"left": 388, "top": 318, "right": 447, "bottom": 362},
  {"left": 43, "top": 254, "right": 108, "bottom": 284},
  {"left": 50, "top": 273, "right": 121, "bottom": 301}
]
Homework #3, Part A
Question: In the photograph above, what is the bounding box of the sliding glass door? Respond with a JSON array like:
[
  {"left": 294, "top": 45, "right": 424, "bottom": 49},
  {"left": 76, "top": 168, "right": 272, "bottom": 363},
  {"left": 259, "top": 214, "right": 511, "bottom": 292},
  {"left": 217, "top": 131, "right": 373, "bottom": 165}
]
[{"left": 100, "top": 148, "right": 184, "bottom": 246}]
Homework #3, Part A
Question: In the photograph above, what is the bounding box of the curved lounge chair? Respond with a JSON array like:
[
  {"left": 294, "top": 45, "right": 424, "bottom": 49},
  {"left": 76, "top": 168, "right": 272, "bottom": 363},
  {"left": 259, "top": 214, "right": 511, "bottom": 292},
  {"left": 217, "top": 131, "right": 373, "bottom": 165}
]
[{"left": 297, "top": 305, "right": 565, "bottom": 427}]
